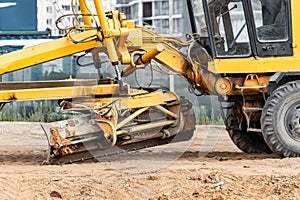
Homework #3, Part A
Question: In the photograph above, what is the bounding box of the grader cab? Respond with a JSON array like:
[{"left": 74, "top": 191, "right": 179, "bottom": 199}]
[{"left": 193, "top": 0, "right": 300, "bottom": 157}]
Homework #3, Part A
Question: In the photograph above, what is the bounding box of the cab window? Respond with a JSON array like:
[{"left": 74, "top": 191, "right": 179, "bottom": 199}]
[
  {"left": 251, "top": 0, "right": 289, "bottom": 41},
  {"left": 206, "top": 0, "right": 251, "bottom": 57}
]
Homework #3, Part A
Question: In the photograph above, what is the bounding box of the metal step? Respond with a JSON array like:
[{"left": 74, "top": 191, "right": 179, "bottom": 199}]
[{"left": 243, "top": 107, "right": 263, "bottom": 112}]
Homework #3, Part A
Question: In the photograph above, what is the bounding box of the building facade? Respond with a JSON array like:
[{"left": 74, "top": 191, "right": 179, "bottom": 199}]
[
  {"left": 38, "top": 0, "right": 116, "bottom": 36},
  {"left": 115, "top": 0, "right": 190, "bottom": 36}
]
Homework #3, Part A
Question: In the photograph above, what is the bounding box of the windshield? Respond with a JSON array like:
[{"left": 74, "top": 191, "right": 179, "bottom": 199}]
[
  {"left": 191, "top": 0, "right": 208, "bottom": 36},
  {"left": 192, "top": 0, "right": 252, "bottom": 57},
  {"left": 251, "top": 0, "right": 289, "bottom": 42}
]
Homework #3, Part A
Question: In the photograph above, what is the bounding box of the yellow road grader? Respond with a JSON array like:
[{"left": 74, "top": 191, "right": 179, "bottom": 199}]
[{"left": 0, "top": 0, "right": 299, "bottom": 163}]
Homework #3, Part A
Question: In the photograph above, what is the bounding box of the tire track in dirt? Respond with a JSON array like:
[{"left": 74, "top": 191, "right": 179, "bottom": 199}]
[
  {"left": 0, "top": 177, "right": 18, "bottom": 199},
  {"left": 1, "top": 123, "right": 300, "bottom": 199},
  {"left": 0, "top": 176, "right": 36, "bottom": 199}
]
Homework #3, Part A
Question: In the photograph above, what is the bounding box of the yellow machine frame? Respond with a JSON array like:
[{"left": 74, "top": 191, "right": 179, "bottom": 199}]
[{"left": 0, "top": 0, "right": 299, "bottom": 160}]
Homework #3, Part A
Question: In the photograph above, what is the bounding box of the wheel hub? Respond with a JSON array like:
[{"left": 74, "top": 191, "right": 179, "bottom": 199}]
[{"left": 286, "top": 105, "right": 300, "bottom": 141}]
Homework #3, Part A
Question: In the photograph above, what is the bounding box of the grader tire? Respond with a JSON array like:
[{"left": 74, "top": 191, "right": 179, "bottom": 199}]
[
  {"left": 261, "top": 81, "right": 300, "bottom": 157},
  {"left": 172, "top": 97, "right": 196, "bottom": 142},
  {"left": 226, "top": 108, "right": 272, "bottom": 154}
]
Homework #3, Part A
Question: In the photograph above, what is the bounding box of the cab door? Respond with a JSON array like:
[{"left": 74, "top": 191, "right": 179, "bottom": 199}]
[
  {"left": 201, "top": 0, "right": 293, "bottom": 59},
  {"left": 248, "top": 0, "right": 293, "bottom": 57},
  {"left": 202, "top": 0, "right": 253, "bottom": 58}
]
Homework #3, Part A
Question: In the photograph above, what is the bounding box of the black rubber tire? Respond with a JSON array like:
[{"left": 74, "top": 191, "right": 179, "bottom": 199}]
[
  {"left": 172, "top": 97, "right": 196, "bottom": 142},
  {"left": 261, "top": 81, "right": 300, "bottom": 157},
  {"left": 226, "top": 107, "right": 272, "bottom": 154}
]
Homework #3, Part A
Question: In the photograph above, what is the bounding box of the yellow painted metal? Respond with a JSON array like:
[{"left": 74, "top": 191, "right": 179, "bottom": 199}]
[
  {"left": 122, "top": 44, "right": 165, "bottom": 76},
  {"left": 127, "top": 91, "right": 165, "bottom": 108},
  {"left": 93, "top": 0, "right": 119, "bottom": 63},
  {"left": 0, "top": 0, "right": 211, "bottom": 94},
  {"left": 117, "top": 120, "right": 175, "bottom": 135},
  {"left": 1, "top": 0, "right": 300, "bottom": 103},
  {"left": 141, "top": 45, "right": 191, "bottom": 76},
  {"left": 116, "top": 107, "right": 149, "bottom": 130},
  {"left": 136, "top": 44, "right": 165, "bottom": 65},
  {"left": 210, "top": 0, "right": 300, "bottom": 74},
  {"left": 117, "top": 27, "right": 131, "bottom": 64},
  {"left": 291, "top": 0, "right": 300, "bottom": 57},
  {"left": 0, "top": 84, "right": 125, "bottom": 102},
  {"left": 0, "top": 30, "right": 101, "bottom": 75},
  {"left": 78, "top": 0, "right": 93, "bottom": 26},
  {"left": 155, "top": 105, "right": 178, "bottom": 119},
  {"left": 212, "top": 57, "right": 300, "bottom": 74},
  {"left": 94, "top": 91, "right": 165, "bottom": 109}
]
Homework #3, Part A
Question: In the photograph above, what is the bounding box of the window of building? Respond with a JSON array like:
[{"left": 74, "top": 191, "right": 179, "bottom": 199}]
[
  {"left": 46, "top": 18, "right": 52, "bottom": 25},
  {"left": 117, "top": 0, "right": 130, "bottom": 4},
  {"left": 132, "top": 4, "right": 138, "bottom": 19},
  {"left": 154, "top": 19, "right": 170, "bottom": 34},
  {"left": 174, "top": 0, "right": 182, "bottom": 14},
  {"left": 62, "top": 5, "right": 71, "bottom": 11},
  {"left": 155, "top": 1, "right": 161, "bottom": 15},
  {"left": 173, "top": 18, "right": 181, "bottom": 33},
  {"left": 143, "top": 20, "right": 153, "bottom": 26},
  {"left": 46, "top": 6, "right": 52, "bottom": 13},
  {"left": 143, "top": 2, "right": 152, "bottom": 18},
  {"left": 162, "top": 19, "right": 169, "bottom": 34},
  {"left": 59, "top": 30, "right": 66, "bottom": 35},
  {"left": 161, "top": 1, "right": 169, "bottom": 15},
  {"left": 154, "top": 19, "right": 162, "bottom": 32},
  {"left": 154, "top": 1, "right": 169, "bottom": 16},
  {"left": 119, "top": 6, "right": 131, "bottom": 17}
]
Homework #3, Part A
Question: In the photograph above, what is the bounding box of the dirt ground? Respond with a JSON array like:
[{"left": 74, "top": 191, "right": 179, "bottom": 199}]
[{"left": 0, "top": 122, "right": 299, "bottom": 200}]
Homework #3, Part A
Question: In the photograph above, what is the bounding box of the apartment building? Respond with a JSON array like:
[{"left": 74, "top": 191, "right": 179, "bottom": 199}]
[
  {"left": 115, "top": 0, "right": 190, "bottom": 36},
  {"left": 38, "top": 0, "right": 116, "bottom": 36}
]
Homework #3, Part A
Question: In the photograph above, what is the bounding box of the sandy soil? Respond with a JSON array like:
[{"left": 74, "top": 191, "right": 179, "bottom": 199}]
[{"left": 0, "top": 122, "right": 299, "bottom": 199}]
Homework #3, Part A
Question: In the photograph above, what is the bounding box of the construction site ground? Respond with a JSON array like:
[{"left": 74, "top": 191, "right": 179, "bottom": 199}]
[{"left": 0, "top": 122, "right": 299, "bottom": 199}]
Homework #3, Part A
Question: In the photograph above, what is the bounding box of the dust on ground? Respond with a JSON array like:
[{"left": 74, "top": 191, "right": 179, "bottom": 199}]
[{"left": 0, "top": 122, "right": 299, "bottom": 199}]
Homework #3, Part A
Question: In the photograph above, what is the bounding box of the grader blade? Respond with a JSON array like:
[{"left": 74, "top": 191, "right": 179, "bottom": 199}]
[{"left": 42, "top": 94, "right": 196, "bottom": 164}]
